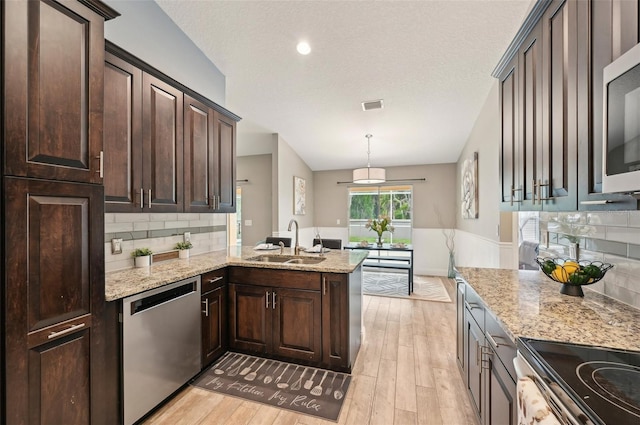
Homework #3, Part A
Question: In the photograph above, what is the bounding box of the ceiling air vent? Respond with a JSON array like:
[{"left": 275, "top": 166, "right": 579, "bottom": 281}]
[{"left": 361, "top": 99, "right": 384, "bottom": 111}]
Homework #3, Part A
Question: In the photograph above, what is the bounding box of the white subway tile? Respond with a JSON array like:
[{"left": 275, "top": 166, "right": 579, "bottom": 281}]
[
  {"left": 105, "top": 222, "right": 134, "bottom": 233},
  {"left": 115, "top": 213, "right": 150, "bottom": 223},
  {"left": 605, "top": 226, "right": 640, "bottom": 244},
  {"left": 586, "top": 211, "right": 628, "bottom": 226},
  {"left": 629, "top": 211, "right": 640, "bottom": 228},
  {"left": 104, "top": 213, "right": 116, "bottom": 223},
  {"left": 149, "top": 213, "right": 177, "bottom": 221}
]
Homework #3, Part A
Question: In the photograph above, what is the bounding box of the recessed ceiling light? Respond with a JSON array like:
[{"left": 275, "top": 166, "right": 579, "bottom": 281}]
[{"left": 296, "top": 41, "right": 311, "bottom": 55}]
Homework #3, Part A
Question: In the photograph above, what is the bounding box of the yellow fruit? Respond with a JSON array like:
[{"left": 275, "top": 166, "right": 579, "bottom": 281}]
[
  {"left": 551, "top": 266, "right": 570, "bottom": 282},
  {"left": 563, "top": 261, "right": 579, "bottom": 275}
]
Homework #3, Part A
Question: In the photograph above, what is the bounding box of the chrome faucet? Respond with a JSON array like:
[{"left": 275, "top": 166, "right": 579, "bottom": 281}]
[
  {"left": 288, "top": 219, "right": 300, "bottom": 255},
  {"left": 279, "top": 241, "right": 285, "bottom": 254}
]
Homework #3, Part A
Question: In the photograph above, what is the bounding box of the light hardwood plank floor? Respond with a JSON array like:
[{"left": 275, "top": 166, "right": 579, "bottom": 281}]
[{"left": 144, "top": 277, "right": 479, "bottom": 425}]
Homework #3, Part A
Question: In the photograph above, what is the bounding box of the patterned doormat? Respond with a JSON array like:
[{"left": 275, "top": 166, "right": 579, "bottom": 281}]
[
  {"left": 363, "top": 271, "right": 452, "bottom": 302},
  {"left": 191, "top": 353, "right": 351, "bottom": 422}
]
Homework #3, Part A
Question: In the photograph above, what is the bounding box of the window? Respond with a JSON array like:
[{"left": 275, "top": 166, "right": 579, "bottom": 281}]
[{"left": 348, "top": 185, "right": 412, "bottom": 244}]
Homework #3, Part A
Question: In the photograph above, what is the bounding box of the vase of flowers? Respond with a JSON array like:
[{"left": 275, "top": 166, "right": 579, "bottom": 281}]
[{"left": 366, "top": 216, "right": 394, "bottom": 247}]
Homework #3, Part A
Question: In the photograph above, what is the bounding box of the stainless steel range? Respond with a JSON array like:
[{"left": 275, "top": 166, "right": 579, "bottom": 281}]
[{"left": 517, "top": 338, "right": 640, "bottom": 425}]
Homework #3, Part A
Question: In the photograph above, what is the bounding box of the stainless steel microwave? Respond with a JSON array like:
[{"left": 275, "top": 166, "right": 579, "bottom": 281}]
[{"left": 603, "top": 42, "right": 640, "bottom": 194}]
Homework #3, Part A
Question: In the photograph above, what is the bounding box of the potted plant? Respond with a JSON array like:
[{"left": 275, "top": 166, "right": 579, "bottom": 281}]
[
  {"left": 132, "top": 247, "right": 153, "bottom": 267},
  {"left": 175, "top": 241, "right": 193, "bottom": 259}
]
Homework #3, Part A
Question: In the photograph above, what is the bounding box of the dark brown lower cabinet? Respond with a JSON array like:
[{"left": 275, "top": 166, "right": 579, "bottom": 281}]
[
  {"left": 321, "top": 273, "right": 350, "bottom": 370},
  {"left": 459, "top": 280, "right": 517, "bottom": 425},
  {"left": 229, "top": 283, "right": 322, "bottom": 363},
  {"left": 485, "top": 347, "right": 517, "bottom": 425},
  {"left": 201, "top": 270, "right": 228, "bottom": 368},
  {"left": 3, "top": 177, "right": 107, "bottom": 424}
]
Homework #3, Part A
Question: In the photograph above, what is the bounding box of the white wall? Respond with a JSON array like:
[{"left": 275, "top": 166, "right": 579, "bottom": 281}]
[
  {"left": 273, "top": 135, "right": 315, "bottom": 243},
  {"left": 455, "top": 80, "right": 516, "bottom": 269},
  {"left": 103, "top": 0, "right": 225, "bottom": 105}
]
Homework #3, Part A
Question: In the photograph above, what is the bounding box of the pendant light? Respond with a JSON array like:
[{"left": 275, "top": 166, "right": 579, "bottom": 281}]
[{"left": 353, "top": 134, "right": 386, "bottom": 184}]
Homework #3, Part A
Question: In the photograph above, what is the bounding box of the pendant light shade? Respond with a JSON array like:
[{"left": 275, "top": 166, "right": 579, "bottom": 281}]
[{"left": 353, "top": 134, "right": 386, "bottom": 184}]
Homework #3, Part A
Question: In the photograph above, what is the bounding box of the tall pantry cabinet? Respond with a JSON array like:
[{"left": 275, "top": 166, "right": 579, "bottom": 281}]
[{"left": 1, "top": 0, "right": 119, "bottom": 423}]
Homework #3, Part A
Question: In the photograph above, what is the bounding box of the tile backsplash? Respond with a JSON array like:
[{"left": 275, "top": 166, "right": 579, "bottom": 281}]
[
  {"left": 537, "top": 211, "right": 640, "bottom": 309},
  {"left": 105, "top": 213, "right": 228, "bottom": 272}
]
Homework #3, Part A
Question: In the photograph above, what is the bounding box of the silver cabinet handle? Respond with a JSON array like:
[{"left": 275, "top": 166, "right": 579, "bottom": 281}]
[
  {"left": 202, "top": 299, "right": 209, "bottom": 317},
  {"left": 323, "top": 277, "right": 327, "bottom": 295},
  {"left": 96, "top": 151, "right": 104, "bottom": 178},
  {"left": 486, "top": 333, "right": 500, "bottom": 348},
  {"left": 208, "top": 276, "right": 224, "bottom": 285},
  {"left": 272, "top": 292, "right": 277, "bottom": 309},
  {"left": 140, "top": 188, "right": 144, "bottom": 209},
  {"left": 266, "top": 291, "right": 270, "bottom": 309},
  {"left": 148, "top": 189, "right": 152, "bottom": 208},
  {"left": 48, "top": 323, "right": 85, "bottom": 339},
  {"left": 465, "top": 301, "right": 481, "bottom": 310}
]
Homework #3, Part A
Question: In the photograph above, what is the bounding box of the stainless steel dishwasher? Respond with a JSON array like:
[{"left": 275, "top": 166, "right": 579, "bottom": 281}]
[{"left": 122, "top": 276, "right": 201, "bottom": 425}]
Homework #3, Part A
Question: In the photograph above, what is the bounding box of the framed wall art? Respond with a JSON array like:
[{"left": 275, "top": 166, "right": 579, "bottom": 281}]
[
  {"left": 461, "top": 152, "right": 478, "bottom": 219},
  {"left": 294, "top": 176, "right": 306, "bottom": 215}
]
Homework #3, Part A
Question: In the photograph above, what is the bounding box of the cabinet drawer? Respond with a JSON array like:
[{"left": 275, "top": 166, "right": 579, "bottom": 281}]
[
  {"left": 202, "top": 268, "right": 227, "bottom": 293},
  {"left": 485, "top": 311, "right": 516, "bottom": 380},
  {"left": 229, "top": 267, "right": 321, "bottom": 291},
  {"left": 464, "top": 284, "right": 485, "bottom": 328}
]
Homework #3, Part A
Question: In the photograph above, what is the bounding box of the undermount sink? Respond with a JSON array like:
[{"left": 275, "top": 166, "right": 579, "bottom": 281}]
[{"left": 246, "top": 255, "right": 326, "bottom": 265}]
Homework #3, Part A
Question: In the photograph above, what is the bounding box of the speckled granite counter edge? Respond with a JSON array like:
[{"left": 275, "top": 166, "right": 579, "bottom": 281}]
[
  {"left": 456, "top": 267, "right": 640, "bottom": 352},
  {"left": 106, "top": 247, "right": 369, "bottom": 301}
]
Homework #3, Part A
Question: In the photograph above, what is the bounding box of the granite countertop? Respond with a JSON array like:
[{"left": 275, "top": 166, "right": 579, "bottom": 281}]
[
  {"left": 105, "top": 246, "right": 369, "bottom": 301},
  {"left": 457, "top": 267, "right": 640, "bottom": 352}
]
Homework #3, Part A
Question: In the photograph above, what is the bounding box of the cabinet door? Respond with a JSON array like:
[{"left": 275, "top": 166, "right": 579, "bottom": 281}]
[
  {"left": 577, "top": 0, "right": 640, "bottom": 209},
  {"left": 322, "top": 273, "right": 350, "bottom": 370},
  {"left": 520, "top": 24, "right": 543, "bottom": 210},
  {"left": 142, "top": 73, "right": 184, "bottom": 212},
  {"left": 104, "top": 52, "right": 143, "bottom": 212},
  {"left": 229, "top": 283, "right": 271, "bottom": 353},
  {"left": 4, "top": 0, "right": 105, "bottom": 183},
  {"left": 273, "top": 288, "right": 322, "bottom": 362},
  {"left": 202, "top": 285, "right": 227, "bottom": 368},
  {"left": 484, "top": 352, "right": 517, "bottom": 425},
  {"left": 499, "top": 55, "right": 521, "bottom": 210},
  {"left": 184, "top": 96, "right": 215, "bottom": 212},
  {"left": 456, "top": 281, "right": 465, "bottom": 375},
  {"left": 4, "top": 177, "right": 105, "bottom": 423},
  {"left": 539, "top": 0, "right": 578, "bottom": 211},
  {"left": 465, "top": 312, "right": 483, "bottom": 420},
  {"left": 213, "top": 111, "right": 237, "bottom": 212}
]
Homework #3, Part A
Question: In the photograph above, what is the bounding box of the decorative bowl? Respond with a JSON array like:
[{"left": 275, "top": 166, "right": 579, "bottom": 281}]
[{"left": 535, "top": 257, "right": 613, "bottom": 297}]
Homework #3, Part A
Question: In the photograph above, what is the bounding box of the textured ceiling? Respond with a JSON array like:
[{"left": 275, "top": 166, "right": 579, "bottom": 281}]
[{"left": 157, "top": 0, "right": 531, "bottom": 171}]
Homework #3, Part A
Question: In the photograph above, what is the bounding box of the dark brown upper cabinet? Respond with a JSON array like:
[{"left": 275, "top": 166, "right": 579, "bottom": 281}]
[
  {"left": 577, "top": 0, "right": 639, "bottom": 210},
  {"left": 496, "top": 0, "right": 640, "bottom": 211},
  {"left": 104, "top": 52, "right": 143, "bottom": 211},
  {"left": 3, "top": 0, "right": 113, "bottom": 184},
  {"left": 142, "top": 73, "right": 184, "bottom": 212},
  {"left": 213, "top": 111, "right": 237, "bottom": 212},
  {"left": 539, "top": 0, "right": 579, "bottom": 211},
  {"left": 104, "top": 43, "right": 240, "bottom": 213}
]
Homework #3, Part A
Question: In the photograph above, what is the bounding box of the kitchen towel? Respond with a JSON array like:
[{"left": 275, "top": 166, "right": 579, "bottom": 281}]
[{"left": 517, "top": 376, "right": 561, "bottom": 425}]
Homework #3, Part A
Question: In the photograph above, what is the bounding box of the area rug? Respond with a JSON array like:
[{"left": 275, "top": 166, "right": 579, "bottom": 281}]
[
  {"left": 362, "top": 271, "right": 451, "bottom": 302},
  {"left": 192, "top": 353, "right": 351, "bottom": 422}
]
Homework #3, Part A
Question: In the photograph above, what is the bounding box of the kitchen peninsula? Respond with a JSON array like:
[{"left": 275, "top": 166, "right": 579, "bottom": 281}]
[{"left": 107, "top": 247, "right": 367, "bottom": 424}]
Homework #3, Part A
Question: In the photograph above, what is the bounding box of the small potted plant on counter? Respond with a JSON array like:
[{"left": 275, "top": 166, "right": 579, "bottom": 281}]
[
  {"left": 132, "top": 248, "right": 153, "bottom": 267},
  {"left": 175, "top": 241, "right": 193, "bottom": 259}
]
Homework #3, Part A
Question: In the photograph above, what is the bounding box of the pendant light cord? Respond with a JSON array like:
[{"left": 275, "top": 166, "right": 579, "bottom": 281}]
[{"left": 365, "top": 134, "right": 373, "bottom": 167}]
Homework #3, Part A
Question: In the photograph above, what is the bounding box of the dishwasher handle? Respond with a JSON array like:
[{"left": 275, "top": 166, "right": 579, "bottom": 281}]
[{"left": 131, "top": 281, "right": 197, "bottom": 315}]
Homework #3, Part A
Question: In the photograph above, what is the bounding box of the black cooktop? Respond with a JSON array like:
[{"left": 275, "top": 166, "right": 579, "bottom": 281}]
[{"left": 518, "top": 338, "right": 640, "bottom": 425}]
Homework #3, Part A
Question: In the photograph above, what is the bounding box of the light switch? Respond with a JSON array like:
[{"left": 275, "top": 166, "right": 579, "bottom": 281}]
[
  {"left": 337, "top": 219, "right": 341, "bottom": 225},
  {"left": 245, "top": 219, "right": 253, "bottom": 226}
]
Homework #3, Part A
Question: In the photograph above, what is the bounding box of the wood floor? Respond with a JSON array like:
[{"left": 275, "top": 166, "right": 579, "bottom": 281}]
[{"left": 144, "top": 277, "right": 479, "bottom": 425}]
